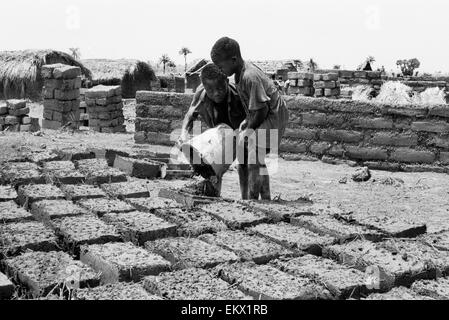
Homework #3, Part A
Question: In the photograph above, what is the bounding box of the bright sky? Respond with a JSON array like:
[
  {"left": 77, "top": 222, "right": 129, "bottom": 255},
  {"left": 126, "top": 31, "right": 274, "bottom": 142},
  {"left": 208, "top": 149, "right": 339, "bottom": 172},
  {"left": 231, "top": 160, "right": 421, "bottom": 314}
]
[{"left": 1, "top": 0, "right": 448, "bottom": 73}]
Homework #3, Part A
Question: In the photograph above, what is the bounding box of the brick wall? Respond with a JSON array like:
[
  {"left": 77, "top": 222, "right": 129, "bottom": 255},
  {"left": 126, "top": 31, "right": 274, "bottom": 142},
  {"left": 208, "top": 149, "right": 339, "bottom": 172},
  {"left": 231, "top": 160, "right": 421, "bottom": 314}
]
[
  {"left": 282, "top": 96, "right": 449, "bottom": 172},
  {"left": 134, "top": 91, "right": 449, "bottom": 172}
]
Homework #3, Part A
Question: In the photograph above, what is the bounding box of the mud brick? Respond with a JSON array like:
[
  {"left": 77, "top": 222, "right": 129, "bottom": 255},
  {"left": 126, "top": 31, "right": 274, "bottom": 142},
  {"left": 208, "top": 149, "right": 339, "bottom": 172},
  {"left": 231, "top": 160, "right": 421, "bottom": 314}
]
[
  {"left": 52, "top": 65, "right": 81, "bottom": 79},
  {"left": 78, "top": 198, "right": 135, "bottom": 216},
  {"left": 4, "top": 115, "right": 20, "bottom": 125},
  {"left": 342, "top": 213, "right": 426, "bottom": 238},
  {"left": 345, "top": 146, "right": 388, "bottom": 161},
  {"left": 297, "top": 79, "right": 313, "bottom": 87},
  {"left": 85, "top": 85, "right": 121, "bottom": 99},
  {"left": 199, "top": 202, "right": 268, "bottom": 229},
  {"left": 17, "top": 184, "right": 65, "bottom": 207},
  {"left": 126, "top": 197, "right": 181, "bottom": 213},
  {"left": 26, "top": 151, "right": 59, "bottom": 164},
  {"left": 0, "top": 201, "right": 33, "bottom": 223},
  {"left": 199, "top": 230, "right": 294, "bottom": 264},
  {"left": 354, "top": 71, "right": 367, "bottom": 78},
  {"left": 249, "top": 223, "right": 334, "bottom": 255},
  {"left": 238, "top": 199, "right": 313, "bottom": 222},
  {"left": 370, "top": 132, "right": 418, "bottom": 147},
  {"left": 100, "top": 181, "right": 149, "bottom": 199},
  {"left": 380, "top": 239, "right": 449, "bottom": 276},
  {"left": 45, "top": 169, "right": 85, "bottom": 185},
  {"left": 164, "top": 169, "right": 194, "bottom": 180},
  {"left": 291, "top": 214, "right": 384, "bottom": 243},
  {"left": 31, "top": 200, "right": 88, "bottom": 222},
  {"left": 145, "top": 237, "right": 239, "bottom": 269},
  {"left": 75, "top": 282, "right": 160, "bottom": 300},
  {"left": 6, "top": 99, "right": 26, "bottom": 110},
  {"left": 288, "top": 72, "right": 313, "bottom": 80},
  {"left": 3, "top": 251, "right": 100, "bottom": 298},
  {"left": 0, "top": 106, "right": 8, "bottom": 115},
  {"left": 43, "top": 160, "right": 76, "bottom": 172},
  {"left": 103, "top": 211, "right": 177, "bottom": 245},
  {"left": 0, "top": 221, "right": 58, "bottom": 256},
  {"left": 215, "top": 262, "right": 332, "bottom": 300},
  {"left": 323, "top": 240, "right": 436, "bottom": 290},
  {"left": 390, "top": 148, "right": 435, "bottom": 164},
  {"left": 324, "top": 88, "right": 340, "bottom": 96},
  {"left": 60, "top": 184, "right": 107, "bottom": 201},
  {"left": 411, "top": 278, "right": 449, "bottom": 299},
  {"left": 271, "top": 255, "right": 370, "bottom": 299},
  {"left": 154, "top": 208, "right": 227, "bottom": 237},
  {"left": 113, "top": 156, "right": 166, "bottom": 179},
  {"left": 322, "top": 73, "right": 339, "bottom": 81},
  {"left": 364, "top": 286, "right": 434, "bottom": 300},
  {"left": 421, "top": 231, "right": 449, "bottom": 251},
  {"left": 9, "top": 107, "right": 30, "bottom": 117},
  {"left": 80, "top": 242, "right": 170, "bottom": 284},
  {"left": 19, "top": 125, "right": 31, "bottom": 132},
  {"left": 54, "top": 89, "right": 80, "bottom": 101},
  {"left": 0, "top": 185, "right": 17, "bottom": 202},
  {"left": 55, "top": 148, "right": 96, "bottom": 161},
  {"left": 144, "top": 268, "right": 250, "bottom": 300},
  {"left": 0, "top": 272, "right": 14, "bottom": 299},
  {"left": 158, "top": 188, "right": 215, "bottom": 208},
  {"left": 314, "top": 88, "right": 324, "bottom": 97},
  {"left": 411, "top": 121, "right": 449, "bottom": 133},
  {"left": 52, "top": 215, "right": 121, "bottom": 254},
  {"left": 313, "top": 74, "right": 323, "bottom": 81}
]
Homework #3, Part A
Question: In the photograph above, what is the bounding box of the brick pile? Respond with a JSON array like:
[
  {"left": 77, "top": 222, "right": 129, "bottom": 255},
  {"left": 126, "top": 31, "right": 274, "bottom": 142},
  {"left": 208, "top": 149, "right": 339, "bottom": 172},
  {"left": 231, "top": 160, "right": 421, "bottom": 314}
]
[
  {"left": 0, "top": 100, "right": 39, "bottom": 132},
  {"left": 313, "top": 73, "right": 340, "bottom": 98},
  {"left": 85, "top": 85, "right": 126, "bottom": 133},
  {"left": 287, "top": 72, "right": 314, "bottom": 96},
  {"left": 42, "top": 64, "right": 81, "bottom": 130}
]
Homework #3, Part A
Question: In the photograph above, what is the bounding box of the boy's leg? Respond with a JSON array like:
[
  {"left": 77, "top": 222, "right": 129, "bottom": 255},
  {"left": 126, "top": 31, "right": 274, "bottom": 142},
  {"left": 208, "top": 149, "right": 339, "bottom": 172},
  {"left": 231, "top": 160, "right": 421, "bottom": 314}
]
[
  {"left": 248, "top": 164, "right": 261, "bottom": 200},
  {"left": 259, "top": 164, "right": 271, "bottom": 200},
  {"left": 238, "top": 164, "right": 249, "bottom": 199}
]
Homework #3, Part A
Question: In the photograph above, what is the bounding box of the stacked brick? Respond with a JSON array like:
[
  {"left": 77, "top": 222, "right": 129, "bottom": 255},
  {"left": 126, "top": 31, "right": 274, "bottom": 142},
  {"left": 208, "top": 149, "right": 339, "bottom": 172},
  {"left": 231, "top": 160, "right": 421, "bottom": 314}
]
[
  {"left": 337, "top": 70, "right": 384, "bottom": 97},
  {"left": 313, "top": 73, "right": 340, "bottom": 99},
  {"left": 85, "top": 85, "right": 126, "bottom": 133},
  {"left": 0, "top": 100, "right": 39, "bottom": 132},
  {"left": 174, "top": 77, "right": 186, "bottom": 93},
  {"left": 287, "top": 72, "right": 314, "bottom": 96},
  {"left": 281, "top": 95, "right": 449, "bottom": 172},
  {"left": 42, "top": 64, "right": 81, "bottom": 130},
  {"left": 134, "top": 91, "right": 194, "bottom": 145}
]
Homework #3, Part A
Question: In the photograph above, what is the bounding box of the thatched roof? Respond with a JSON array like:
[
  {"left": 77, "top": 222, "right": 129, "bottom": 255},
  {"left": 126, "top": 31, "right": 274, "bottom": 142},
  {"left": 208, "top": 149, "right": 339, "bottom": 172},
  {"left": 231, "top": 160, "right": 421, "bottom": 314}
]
[
  {"left": 0, "top": 49, "right": 91, "bottom": 86},
  {"left": 82, "top": 59, "right": 156, "bottom": 83}
]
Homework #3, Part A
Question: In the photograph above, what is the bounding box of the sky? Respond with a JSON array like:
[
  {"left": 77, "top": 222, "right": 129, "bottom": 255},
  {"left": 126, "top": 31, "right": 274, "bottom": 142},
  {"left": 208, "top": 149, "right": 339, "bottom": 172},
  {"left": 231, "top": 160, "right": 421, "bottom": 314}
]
[{"left": 1, "top": 0, "right": 448, "bottom": 73}]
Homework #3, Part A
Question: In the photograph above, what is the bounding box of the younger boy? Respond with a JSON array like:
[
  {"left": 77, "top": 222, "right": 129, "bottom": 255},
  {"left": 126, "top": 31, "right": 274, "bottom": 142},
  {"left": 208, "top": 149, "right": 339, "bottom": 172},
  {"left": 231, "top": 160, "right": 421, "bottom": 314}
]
[{"left": 211, "top": 37, "right": 289, "bottom": 200}]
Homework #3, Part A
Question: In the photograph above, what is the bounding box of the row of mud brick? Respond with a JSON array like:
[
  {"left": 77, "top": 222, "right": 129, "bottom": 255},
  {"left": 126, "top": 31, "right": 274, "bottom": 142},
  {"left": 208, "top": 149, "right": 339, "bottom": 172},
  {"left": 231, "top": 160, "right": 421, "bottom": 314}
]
[
  {"left": 42, "top": 64, "right": 82, "bottom": 130},
  {"left": 2, "top": 173, "right": 449, "bottom": 300},
  {"left": 0, "top": 146, "right": 194, "bottom": 186},
  {"left": 0, "top": 100, "right": 39, "bottom": 132},
  {"left": 280, "top": 95, "right": 449, "bottom": 172},
  {"left": 1, "top": 147, "right": 449, "bottom": 300},
  {"left": 287, "top": 72, "right": 341, "bottom": 98}
]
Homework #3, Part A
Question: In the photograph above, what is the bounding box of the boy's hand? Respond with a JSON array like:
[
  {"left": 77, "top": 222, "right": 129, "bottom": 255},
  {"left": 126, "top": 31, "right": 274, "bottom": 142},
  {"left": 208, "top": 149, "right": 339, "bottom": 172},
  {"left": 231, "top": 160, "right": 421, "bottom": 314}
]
[{"left": 239, "top": 119, "right": 248, "bottom": 132}]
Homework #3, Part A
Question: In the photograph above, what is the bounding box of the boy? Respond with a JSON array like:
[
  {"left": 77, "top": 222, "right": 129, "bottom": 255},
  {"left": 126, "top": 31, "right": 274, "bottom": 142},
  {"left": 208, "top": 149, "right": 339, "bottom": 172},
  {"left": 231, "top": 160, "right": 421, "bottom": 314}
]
[
  {"left": 178, "top": 62, "right": 247, "bottom": 195},
  {"left": 211, "top": 37, "right": 289, "bottom": 200}
]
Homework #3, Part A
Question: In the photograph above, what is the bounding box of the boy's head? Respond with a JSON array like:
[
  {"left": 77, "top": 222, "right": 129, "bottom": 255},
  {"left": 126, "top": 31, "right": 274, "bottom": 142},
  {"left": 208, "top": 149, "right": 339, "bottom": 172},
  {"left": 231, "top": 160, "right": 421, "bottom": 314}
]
[
  {"left": 210, "top": 37, "right": 242, "bottom": 77},
  {"left": 200, "top": 63, "right": 228, "bottom": 104}
]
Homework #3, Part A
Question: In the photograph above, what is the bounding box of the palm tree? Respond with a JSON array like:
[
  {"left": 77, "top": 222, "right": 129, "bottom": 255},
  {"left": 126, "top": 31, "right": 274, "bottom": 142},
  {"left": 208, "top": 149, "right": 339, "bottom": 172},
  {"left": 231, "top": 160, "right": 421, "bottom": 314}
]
[
  {"left": 159, "top": 54, "right": 172, "bottom": 74},
  {"left": 307, "top": 59, "right": 318, "bottom": 72},
  {"left": 179, "top": 47, "right": 192, "bottom": 73},
  {"left": 68, "top": 48, "right": 81, "bottom": 60}
]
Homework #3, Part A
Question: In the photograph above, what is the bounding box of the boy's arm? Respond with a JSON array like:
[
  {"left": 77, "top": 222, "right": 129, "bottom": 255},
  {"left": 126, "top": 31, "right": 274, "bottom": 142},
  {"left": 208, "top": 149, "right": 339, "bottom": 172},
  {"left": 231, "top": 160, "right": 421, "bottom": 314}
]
[
  {"left": 247, "top": 105, "right": 269, "bottom": 130},
  {"left": 241, "top": 75, "right": 270, "bottom": 131},
  {"left": 178, "top": 91, "right": 203, "bottom": 143}
]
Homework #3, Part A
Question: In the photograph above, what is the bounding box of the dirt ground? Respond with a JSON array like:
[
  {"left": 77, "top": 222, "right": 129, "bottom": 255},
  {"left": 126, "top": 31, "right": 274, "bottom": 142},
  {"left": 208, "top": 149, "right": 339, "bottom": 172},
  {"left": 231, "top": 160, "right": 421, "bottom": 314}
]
[{"left": 2, "top": 129, "right": 448, "bottom": 234}]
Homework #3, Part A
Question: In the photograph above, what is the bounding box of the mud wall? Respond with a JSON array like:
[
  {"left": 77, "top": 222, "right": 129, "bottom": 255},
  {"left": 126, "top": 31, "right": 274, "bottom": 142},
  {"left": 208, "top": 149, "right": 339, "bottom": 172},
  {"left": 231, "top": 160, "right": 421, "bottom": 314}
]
[
  {"left": 134, "top": 91, "right": 449, "bottom": 172},
  {"left": 282, "top": 96, "right": 449, "bottom": 172}
]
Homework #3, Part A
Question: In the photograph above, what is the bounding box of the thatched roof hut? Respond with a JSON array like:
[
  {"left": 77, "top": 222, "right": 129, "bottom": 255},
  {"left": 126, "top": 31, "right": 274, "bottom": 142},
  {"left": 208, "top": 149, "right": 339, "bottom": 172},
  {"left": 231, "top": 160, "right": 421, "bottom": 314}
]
[
  {"left": 0, "top": 49, "right": 91, "bottom": 100},
  {"left": 82, "top": 59, "right": 157, "bottom": 98}
]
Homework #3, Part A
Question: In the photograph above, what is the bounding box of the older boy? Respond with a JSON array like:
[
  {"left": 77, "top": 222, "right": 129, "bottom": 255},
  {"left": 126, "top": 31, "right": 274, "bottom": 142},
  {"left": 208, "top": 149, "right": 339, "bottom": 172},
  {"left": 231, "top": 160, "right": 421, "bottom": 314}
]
[
  {"left": 178, "top": 63, "right": 247, "bottom": 195},
  {"left": 211, "top": 37, "right": 289, "bottom": 200}
]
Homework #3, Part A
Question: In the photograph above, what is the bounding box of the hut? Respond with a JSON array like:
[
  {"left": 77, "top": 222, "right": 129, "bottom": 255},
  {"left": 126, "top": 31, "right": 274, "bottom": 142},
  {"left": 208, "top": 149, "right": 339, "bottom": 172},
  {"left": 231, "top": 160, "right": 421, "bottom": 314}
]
[
  {"left": 0, "top": 49, "right": 91, "bottom": 100},
  {"left": 81, "top": 59, "right": 157, "bottom": 98}
]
